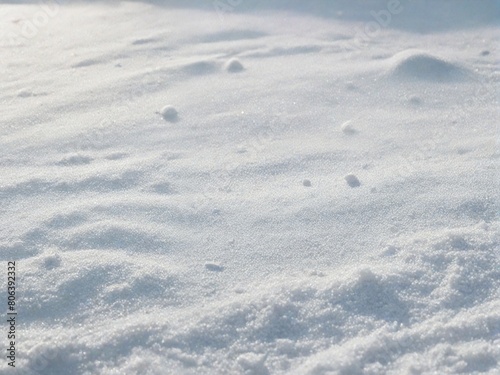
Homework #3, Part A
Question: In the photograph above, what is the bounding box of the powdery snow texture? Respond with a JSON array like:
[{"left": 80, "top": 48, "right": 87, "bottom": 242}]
[{"left": 0, "top": 1, "right": 498, "bottom": 374}]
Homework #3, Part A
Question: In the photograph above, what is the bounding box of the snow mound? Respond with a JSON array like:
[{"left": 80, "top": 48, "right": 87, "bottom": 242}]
[
  {"left": 15, "top": 224, "right": 496, "bottom": 374},
  {"left": 225, "top": 58, "right": 244, "bottom": 73},
  {"left": 388, "top": 50, "right": 469, "bottom": 82}
]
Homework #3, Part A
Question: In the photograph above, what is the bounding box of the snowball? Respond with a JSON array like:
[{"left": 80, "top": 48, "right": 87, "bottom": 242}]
[
  {"left": 225, "top": 58, "right": 244, "bottom": 73},
  {"left": 160, "top": 105, "right": 178, "bottom": 121},
  {"left": 341, "top": 120, "right": 356, "bottom": 135}
]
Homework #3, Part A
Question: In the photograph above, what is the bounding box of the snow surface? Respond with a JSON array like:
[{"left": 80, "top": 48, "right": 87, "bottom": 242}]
[{"left": 0, "top": 0, "right": 499, "bottom": 374}]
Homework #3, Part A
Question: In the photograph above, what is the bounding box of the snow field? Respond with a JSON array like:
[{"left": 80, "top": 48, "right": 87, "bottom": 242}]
[{"left": 0, "top": 1, "right": 498, "bottom": 374}]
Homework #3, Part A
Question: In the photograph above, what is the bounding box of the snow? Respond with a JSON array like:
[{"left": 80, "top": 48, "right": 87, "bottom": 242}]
[
  {"left": 160, "top": 105, "right": 179, "bottom": 122},
  {"left": 225, "top": 58, "right": 245, "bottom": 73},
  {"left": 341, "top": 120, "right": 357, "bottom": 135},
  {"left": 0, "top": 0, "right": 498, "bottom": 374},
  {"left": 345, "top": 174, "right": 361, "bottom": 188},
  {"left": 388, "top": 50, "right": 469, "bottom": 82},
  {"left": 302, "top": 179, "right": 312, "bottom": 187}
]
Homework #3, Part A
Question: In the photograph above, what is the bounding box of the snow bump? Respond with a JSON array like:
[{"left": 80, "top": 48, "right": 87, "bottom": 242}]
[
  {"left": 205, "top": 262, "right": 224, "bottom": 272},
  {"left": 388, "top": 50, "right": 468, "bottom": 82},
  {"left": 341, "top": 120, "right": 357, "bottom": 135},
  {"left": 345, "top": 174, "right": 361, "bottom": 188},
  {"left": 160, "top": 105, "right": 178, "bottom": 122},
  {"left": 225, "top": 58, "right": 244, "bottom": 73}
]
